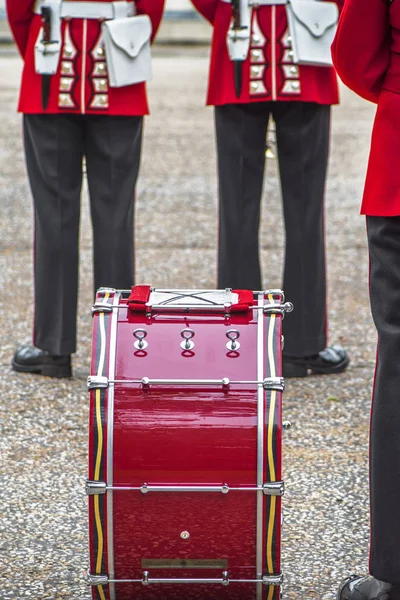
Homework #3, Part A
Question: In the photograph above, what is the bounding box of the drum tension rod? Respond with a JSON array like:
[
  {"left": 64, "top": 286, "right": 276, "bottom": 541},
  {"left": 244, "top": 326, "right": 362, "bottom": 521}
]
[
  {"left": 87, "top": 376, "right": 285, "bottom": 391},
  {"left": 86, "top": 570, "right": 284, "bottom": 587},
  {"left": 85, "top": 480, "right": 284, "bottom": 496}
]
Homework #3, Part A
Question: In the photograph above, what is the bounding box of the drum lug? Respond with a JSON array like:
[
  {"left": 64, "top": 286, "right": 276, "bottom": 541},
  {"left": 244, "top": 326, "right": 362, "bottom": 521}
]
[
  {"left": 263, "top": 377, "right": 285, "bottom": 392},
  {"left": 226, "top": 329, "right": 240, "bottom": 351},
  {"left": 264, "top": 289, "right": 285, "bottom": 303},
  {"left": 87, "top": 376, "right": 109, "bottom": 390},
  {"left": 142, "top": 571, "right": 150, "bottom": 586},
  {"left": 86, "top": 480, "right": 107, "bottom": 495},
  {"left": 180, "top": 328, "right": 195, "bottom": 351},
  {"left": 133, "top": 328, "right": 148, "bottom": 350},
  {"left": 262, "top": 573, "right": 283, "bottom": 586},
  {"left": 263, "top": 302, "right": 294, "bottom": 316},
  {"left": 91, "top": 302, "right": 113, "bottom": 314},
  {"left": 87, "top": 571, "right": 109, "bottom": 586},
  {"left": 222, "top": 571, "right": 229, "bottom": 586},
  {"left": 263, "top": 481, "right": 284, "bottom": 496}
]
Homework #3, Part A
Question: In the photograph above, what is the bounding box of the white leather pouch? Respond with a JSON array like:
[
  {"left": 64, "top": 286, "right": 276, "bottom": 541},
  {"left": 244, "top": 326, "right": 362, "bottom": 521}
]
[
  {"left": 102, "top": 14, "right": 152, "bottom": 88},
  {"left": 286, "top": 0, "right": 339, "bottom": 67}
]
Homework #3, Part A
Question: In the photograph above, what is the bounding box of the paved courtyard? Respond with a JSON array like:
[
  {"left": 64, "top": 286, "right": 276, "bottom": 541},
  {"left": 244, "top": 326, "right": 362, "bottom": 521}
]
[{"left": 0, "top": 43, "right": 378, "bottom": 599}]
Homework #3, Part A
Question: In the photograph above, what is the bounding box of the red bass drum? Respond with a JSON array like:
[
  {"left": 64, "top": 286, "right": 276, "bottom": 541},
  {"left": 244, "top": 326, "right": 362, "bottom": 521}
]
[{"left": 87, "top": 287, "right": 291, "bottom": 600}]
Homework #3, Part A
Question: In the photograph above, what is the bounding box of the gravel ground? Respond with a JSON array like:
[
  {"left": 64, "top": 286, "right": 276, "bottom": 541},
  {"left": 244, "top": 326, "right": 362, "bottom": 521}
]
[{"left": 0, "top": 44, "right": 377, "bottom": 600}]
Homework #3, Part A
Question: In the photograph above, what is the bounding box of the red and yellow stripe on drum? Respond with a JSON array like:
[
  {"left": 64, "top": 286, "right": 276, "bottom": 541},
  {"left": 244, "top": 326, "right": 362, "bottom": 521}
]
[
  {"left": 265, "top": 292, "right": 282, "bottom": 600},
  {"left": 89, "top": 290, "right": 114, "bottom": 600}
]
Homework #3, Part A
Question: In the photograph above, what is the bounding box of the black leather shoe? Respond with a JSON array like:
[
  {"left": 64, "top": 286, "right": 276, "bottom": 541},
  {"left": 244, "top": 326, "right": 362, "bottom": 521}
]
[
  {"left": 282, "top": 345, "right": 350, "bottom": 377},
  {"left": 12, "top": 345, "right": 72, "bottom": 378},
  {"left": 338, "top": 575, "right": 400, "bottom": 600}
]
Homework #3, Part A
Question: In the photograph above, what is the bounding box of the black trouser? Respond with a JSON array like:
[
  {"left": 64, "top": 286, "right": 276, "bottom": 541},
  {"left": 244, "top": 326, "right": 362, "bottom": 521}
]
[
  {"left": 215, "top": 102, "right": 331, "bottom": 357},
  {"left": 367, "top": 216, "right": 400, "bottom": 584},
  {"left": 23, "top": 113, "right": 143, "bottom": 355}
]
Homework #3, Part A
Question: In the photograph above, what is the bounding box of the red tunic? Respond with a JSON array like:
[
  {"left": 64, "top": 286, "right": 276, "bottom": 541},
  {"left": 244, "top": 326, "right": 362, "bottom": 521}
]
[
  {"left": 332, "top": 0, "right": 400, "bottom": 216},
  {"left": 6, "top": 0, "right": 165, "bottom": 115},
  {"left": 191, "top": 0, "right": 344, "bottom": 106}
]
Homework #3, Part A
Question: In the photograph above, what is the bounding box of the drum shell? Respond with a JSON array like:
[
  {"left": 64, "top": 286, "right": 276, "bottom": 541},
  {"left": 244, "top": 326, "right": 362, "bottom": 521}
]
[{"left": 88, "top": 290, "right": 283, "bottom": 600}]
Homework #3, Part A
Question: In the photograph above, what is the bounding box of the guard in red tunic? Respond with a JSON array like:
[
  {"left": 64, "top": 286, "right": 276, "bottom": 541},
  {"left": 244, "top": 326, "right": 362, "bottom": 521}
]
[
  {"left": 191, "top": 0, "right": 349, "bottom": 377},
  {"left": 332, "top": 1, "right": 400, "bottom": 598},
  {"left": 7, "top": 0, "right": 164, "bottom": 378}
]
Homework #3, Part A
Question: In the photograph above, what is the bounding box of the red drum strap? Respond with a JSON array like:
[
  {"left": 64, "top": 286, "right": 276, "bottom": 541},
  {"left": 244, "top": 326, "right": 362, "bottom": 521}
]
[{"left": 127, "top": 285, "right": 151, "bottom": 311}]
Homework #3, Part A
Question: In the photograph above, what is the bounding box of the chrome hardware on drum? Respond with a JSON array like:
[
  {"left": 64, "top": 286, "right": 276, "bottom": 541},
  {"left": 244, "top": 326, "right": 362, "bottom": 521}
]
[{"left": 87, "top": 287, "right": 291, "bottom": 600}]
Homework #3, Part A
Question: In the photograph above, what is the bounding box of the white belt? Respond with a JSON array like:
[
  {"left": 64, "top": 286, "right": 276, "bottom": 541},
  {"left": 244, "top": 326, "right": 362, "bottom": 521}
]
[
  {"left": 222, "top": 0, "right": 287, "bottom": 5},
  {"left": 33, "top": 1, "right": 135, "bottom": 19}
]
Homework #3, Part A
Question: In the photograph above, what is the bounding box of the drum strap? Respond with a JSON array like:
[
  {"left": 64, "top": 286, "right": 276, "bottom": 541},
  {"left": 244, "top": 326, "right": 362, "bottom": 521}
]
[
  {"left": 231, "top": 289, "right": 254, "bottom": 312},
  {"left": 127, "top": 285, "right": 152, "bottom": 311}
]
